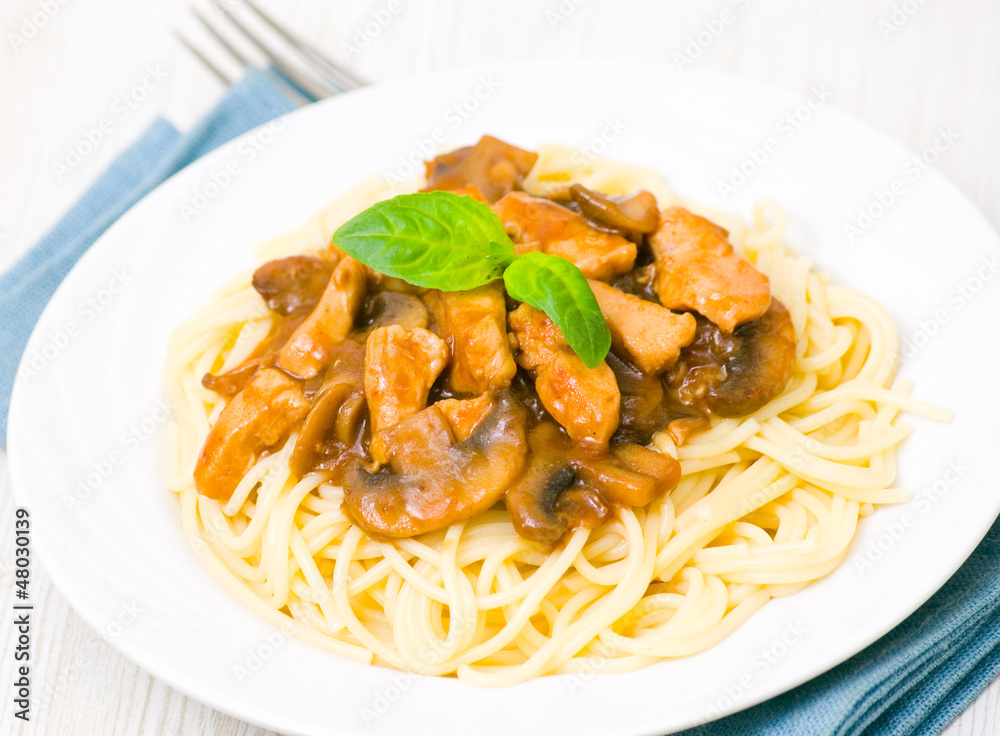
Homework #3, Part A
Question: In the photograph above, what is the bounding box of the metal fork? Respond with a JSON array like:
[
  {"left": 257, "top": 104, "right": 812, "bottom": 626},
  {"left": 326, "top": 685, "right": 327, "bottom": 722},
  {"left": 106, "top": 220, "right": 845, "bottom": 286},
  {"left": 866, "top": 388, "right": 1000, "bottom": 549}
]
[{"left": 175, "top": 0, "right": 366, "bottom": 106}]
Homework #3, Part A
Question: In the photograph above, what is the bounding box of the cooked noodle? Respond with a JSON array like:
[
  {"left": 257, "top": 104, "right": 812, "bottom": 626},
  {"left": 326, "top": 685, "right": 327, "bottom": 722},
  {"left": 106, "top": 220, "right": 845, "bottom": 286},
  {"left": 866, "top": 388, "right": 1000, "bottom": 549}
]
[{"left": 164, "top": 147, "right": 950, "bottom": 686}]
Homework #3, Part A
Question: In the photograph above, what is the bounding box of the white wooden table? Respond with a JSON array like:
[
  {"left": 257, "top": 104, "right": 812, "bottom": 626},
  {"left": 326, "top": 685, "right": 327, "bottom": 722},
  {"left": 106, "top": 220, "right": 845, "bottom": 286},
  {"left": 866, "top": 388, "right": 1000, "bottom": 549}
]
[{"left": 2, "top": 1, "right": 998, "bottom": 733}]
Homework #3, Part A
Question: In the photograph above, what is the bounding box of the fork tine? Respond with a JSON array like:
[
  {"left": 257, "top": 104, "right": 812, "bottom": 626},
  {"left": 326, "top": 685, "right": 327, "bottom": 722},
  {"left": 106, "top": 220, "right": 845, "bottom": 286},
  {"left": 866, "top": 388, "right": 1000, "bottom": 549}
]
[
  {"left": 241, "top": 0, "right": 366, "bottom": 91},
  {"left": 211, "top": 0, "right": 338, "bottom": 100},
  {"left": 174, "top": 30, "right": 234, "bottom": 86},
  {"left": 177, "top": 18, "right": 311, "bottom": 108},
  {"left": 193, "top": 7, "right": 251, "bottom": 69}
]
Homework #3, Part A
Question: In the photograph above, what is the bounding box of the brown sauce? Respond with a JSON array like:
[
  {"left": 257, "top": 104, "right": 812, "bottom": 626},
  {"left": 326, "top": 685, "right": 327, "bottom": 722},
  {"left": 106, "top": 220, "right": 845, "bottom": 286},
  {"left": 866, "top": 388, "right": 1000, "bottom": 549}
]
[{"left": 194, "top": 136, "right": 797, "bottom": 544}]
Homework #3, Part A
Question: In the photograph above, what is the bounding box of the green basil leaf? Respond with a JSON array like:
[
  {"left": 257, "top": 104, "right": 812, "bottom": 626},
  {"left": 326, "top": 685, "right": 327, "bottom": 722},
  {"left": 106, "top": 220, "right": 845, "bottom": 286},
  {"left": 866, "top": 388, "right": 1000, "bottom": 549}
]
[
  {"left": 503, "top": 252, "right": 612, "bottom": 369},
  {"left": 332, "top": 191, "right": 515, "bottom": 290}
]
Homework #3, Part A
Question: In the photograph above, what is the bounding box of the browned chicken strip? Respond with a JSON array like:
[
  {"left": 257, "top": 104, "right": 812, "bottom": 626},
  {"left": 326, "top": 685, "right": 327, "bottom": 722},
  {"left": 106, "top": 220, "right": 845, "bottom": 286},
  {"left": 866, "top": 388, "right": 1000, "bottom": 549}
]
[
  {"left": 588, "top": 280, "right": 697, "bottom": 373},
  {"left": 278, "top": 256, "right": 369, "bottom": 378},
  {"left": 648, "top": 207, "right": 770, "bottom": 333},
  {"left": 495, "top": 192, "right": 637, "bottom": 281},
  {"left": 194, "top": 368, "right": 310, "bottom": 501},
  {"left": 509, "top": 303, "right": 620, "bottom": 450},
  {"left": 425, "top": 284, "right": 516, "bottom": 395},
  {"left": 364, "top": 326, "right": 449, "bottom": 462}
]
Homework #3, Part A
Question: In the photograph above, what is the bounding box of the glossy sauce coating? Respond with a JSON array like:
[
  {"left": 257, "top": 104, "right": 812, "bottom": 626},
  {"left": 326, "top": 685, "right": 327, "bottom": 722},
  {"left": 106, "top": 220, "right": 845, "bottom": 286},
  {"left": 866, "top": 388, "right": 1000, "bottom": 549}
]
[{"left": 194, "top": 136, "right": 797, "bottom": 543}]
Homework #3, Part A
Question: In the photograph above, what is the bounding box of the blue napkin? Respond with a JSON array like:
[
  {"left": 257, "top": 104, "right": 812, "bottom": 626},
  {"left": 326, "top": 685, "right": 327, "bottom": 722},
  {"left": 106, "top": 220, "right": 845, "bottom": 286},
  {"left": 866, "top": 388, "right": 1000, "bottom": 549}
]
[
  {"left": 2, "top": 64, "right": 999, "bottom": 736},
  {"left": 678, "top": 521, "right": 1000, "bottom": 736},
  {"left": 0, "top": 66, "right": 297, "bottom": 441}
]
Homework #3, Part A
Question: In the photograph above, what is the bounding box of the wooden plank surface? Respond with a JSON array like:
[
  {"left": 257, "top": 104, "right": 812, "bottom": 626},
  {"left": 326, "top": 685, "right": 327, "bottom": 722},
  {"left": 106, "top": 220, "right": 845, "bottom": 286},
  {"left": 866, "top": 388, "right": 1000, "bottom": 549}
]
[{"left": 1, "top": 1, "right": 998, "bottom": 734}]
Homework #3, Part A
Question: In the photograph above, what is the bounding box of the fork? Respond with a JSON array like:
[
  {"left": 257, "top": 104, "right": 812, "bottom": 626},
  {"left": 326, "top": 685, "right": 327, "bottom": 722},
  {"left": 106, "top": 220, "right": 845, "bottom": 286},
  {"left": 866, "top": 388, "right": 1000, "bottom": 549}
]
[{"left": 175, "top": 0, "right": 366, "bottom": 107}]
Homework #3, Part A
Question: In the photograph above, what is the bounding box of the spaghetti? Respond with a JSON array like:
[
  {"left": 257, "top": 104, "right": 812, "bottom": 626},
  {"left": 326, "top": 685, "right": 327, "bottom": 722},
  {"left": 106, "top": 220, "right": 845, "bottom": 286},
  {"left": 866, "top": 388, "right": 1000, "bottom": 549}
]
[{"left": 164, "top": 145, "right": 950, "bottom": 686}]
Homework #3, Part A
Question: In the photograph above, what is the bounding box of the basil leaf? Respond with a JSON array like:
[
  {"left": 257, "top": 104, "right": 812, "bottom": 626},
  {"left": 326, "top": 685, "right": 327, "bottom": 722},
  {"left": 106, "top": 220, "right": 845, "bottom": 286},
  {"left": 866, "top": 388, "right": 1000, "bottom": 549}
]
[
  {"left": 332, "top": 191, "right": 515, "bottom": 290},
  {"left": 503, "top": 252, "right": 612, "bottom": 369},
  {"left": 333, "top": 191, "right": 612, "bottom": 368}
]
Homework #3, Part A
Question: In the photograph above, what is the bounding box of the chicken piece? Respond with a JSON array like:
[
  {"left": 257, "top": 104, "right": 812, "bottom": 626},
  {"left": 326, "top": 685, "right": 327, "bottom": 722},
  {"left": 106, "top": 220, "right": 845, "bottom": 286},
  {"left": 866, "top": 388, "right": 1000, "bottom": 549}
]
[
  {"left": 194, "top": 368, "right": 310, "bottom": 501},
  {"left": 278, "top": 256, "right": 369, "bottom": 378},
  {"left": 446, "top": 185, "right": 489, "bottom": 204},
  {"left": 422, "top": 135, "right": 538, "bottom": 203},
  {"left": 588, "top": 280, "right": 697, "bottom": 374},
  {"left": 648, "top": 207, "right": 771, "bottom": 333},
  {"left": 436, "top": 393, "right": 495, "bottom": 442},
  {"left": 508, "top": 303, "right": 620, "bottom": 450},
  {"left": 364, "top": 325, "right": 449, "bottom": 462},
  {"left": 425, "top": 284, "right": 516, "bottom": 395},
  {"left": 495, "top": 192, "right": 636, "bottom": 280}
]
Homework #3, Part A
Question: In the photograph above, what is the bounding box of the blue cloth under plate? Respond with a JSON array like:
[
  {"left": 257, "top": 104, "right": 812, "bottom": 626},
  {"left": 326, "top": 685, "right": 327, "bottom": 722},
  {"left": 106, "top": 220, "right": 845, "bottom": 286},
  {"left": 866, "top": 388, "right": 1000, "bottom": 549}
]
[
  {"left": 0, "top": 66, "right": 295, "bottom": 440},
  {"left": 1, "top": 64, "right": 998, "bottom": 736}
]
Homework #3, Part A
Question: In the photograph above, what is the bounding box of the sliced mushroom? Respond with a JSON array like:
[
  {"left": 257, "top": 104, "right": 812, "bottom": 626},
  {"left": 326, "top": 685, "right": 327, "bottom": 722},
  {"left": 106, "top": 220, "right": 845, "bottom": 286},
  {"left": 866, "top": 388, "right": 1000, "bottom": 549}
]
[
  {"left": 203, "top": 316, "right": 309, "bottom": 398},
  {"left": 611, "top": 263, "right": 659, "bottom": 303},
  {"left": 665, "top": 417, "right": 710, "bottom": 446},
  {"left": 252, "top": 256, "right": 334, "bottom": 317},
  {"left": 666, "top": 299, "right": 797, "bottom": 417},
  {"left": 570, "top": 184, "right": 660, "bottom": 235},
  {"left": 201, "top": 359, "right": 260, "bottom": 398},
  {"left": 342, "top": 391, "right": 528, "bottom": 538},
  {"left": 605, "top": 350, "right": 674, "bottom": 445},
  {"left": 504, "top": 422, "right": 609, "bottom": 545},
  {"left": 573, "top": 443, "right": 680, "bottom": 508},
  {"left": 290, "top": 340, "right": 367, "bottom": 482},
  {"left": 422, "top": 135, "right": 538, "bottom": 203},
  {"left": 290, "top": 379, "right": 366, "bottom": 482},
  {"left": 505, "top": 457, "right": 578, "bottom": 544},
  {"left": 554, "top": 489, "right": 610, "bottom": 535},
  {"left": 355, "top": 291, "right": 429, "bottom": 337}
]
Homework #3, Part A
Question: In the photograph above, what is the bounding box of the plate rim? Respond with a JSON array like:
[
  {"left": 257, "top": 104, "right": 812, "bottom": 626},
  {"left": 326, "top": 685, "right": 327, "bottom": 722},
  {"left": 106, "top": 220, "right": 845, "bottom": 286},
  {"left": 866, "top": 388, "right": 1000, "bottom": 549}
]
[{"left": 9, "top": 59, "right": 1000, "bottom": 736}]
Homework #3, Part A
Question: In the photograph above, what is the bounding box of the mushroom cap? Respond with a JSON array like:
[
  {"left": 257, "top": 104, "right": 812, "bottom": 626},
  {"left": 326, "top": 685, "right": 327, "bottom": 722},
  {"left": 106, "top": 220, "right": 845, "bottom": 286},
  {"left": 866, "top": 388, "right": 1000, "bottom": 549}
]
[{"left": 342, "top": 391, "right": 528, "bottom": 538}]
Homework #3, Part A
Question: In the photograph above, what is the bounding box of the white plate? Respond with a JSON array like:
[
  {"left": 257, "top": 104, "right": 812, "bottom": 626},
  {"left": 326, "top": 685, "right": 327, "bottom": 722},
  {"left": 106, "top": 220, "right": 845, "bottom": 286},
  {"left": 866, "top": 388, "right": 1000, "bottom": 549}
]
[{"left": 9, "top": 61, "right": 1000, "bottom": 736}]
